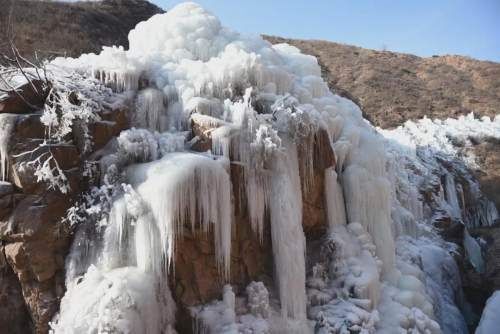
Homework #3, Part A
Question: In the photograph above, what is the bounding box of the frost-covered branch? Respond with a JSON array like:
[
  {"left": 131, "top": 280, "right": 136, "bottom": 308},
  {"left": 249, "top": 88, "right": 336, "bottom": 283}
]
[{"left": 14, "top": 144, "right": 70, "bottom": 193}]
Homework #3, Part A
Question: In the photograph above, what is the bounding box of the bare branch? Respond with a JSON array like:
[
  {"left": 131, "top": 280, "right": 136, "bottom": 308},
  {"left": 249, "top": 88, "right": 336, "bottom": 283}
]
[
  {"left": 0, "top": 72, "right": 38, "bottom": 109},
  {"left": 10, "top": 42, "right": 40, "bottom": 95}
]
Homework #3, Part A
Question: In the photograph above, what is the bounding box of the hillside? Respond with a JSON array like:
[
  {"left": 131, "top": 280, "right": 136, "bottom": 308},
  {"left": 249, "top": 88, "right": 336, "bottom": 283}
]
[
  {"left": 264, "top": 36, "right": 500, "bottom": 128},
  {"left": 0, "top": 0, "right": 164, "bottom": 60},
  {"left": 1, "top": 0, "right": 498, "bottom": 129}
]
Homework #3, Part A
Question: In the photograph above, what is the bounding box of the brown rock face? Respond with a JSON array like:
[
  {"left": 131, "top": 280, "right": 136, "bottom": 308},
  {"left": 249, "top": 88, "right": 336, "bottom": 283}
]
[
  {"left": 0, "top": 95, "right": 130, "bottom": 333},
  {"left": 2, "top": 193, "right": 72, "bottom": 333},
  {"left": 0, "top": 247, "right": 32, "bottom": 334},
  {"left": 175, "top": 117, "right": 336, "bottom": 332},
  {"left": 470, "top": 140, "right": 500, "bottom": 212},
  {"left": 0, "top": 80, "right": 48, "bottom": 114},
  {"left": 173, "top": 146, "right": 275, "bottom": 332},
  {"left": 299, "top": 129, "right": 336, "bottom": 240}
]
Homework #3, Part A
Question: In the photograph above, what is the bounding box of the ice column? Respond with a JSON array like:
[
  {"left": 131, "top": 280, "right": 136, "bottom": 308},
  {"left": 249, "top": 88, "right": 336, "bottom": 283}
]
[
  {"left": 0, "top": 115, "right": 15, "bottom": 181},
  {"left": 269, "top": 138, "right": 307, "bottom": 320},
  {"left": 325, "top": 167, "right": 347, "bottom": 227}
]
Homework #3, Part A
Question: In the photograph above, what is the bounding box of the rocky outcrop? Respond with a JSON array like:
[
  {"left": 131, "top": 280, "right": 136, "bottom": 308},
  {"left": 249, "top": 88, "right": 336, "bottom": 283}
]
[
  {"left": 169, "top": 116, "right": 337, "bottom": 333},
  {"left": 470, "top": 139, "right": 500, "bottom": 212},
  {"left": 0, "top": 83, "right": 129, "bottom": 333},
  {"left": 0, "top": 76, "right": 338, "bottom": 333},
  {"left": 0, "top": 80, "right": 49, "bottom": 114},
  {"left": 0, "top": 246, "right": 31, "bottom": 334}
]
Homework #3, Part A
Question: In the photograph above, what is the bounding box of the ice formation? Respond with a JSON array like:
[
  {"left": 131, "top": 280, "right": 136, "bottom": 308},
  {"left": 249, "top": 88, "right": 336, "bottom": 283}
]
[
  {"left": 125, "top": 152, "right": 233, "bottom": 276},
  {"left": 52, "top": 266, "right": 176, "bottom": 334},
  {"left": 269, "top": 138, "right": 307, "bottom": 320},
  {"left": 0, "top": 114, "right": 15, "bottom": 181},
  {"left": 43, "top": 2, "right": 500, "bottom": 333},
  {"left": 476, "top": 291, "right": 500, "bottom": 334}
]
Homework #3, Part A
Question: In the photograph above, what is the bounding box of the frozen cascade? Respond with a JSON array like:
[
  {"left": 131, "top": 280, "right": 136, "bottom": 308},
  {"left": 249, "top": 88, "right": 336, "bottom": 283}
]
[
  {"left": 343, "top": 163, "right": 396, "bottom": 274},
  {"left": 47, "top": 2, "right": 500, "bottom": 333},
  {"left": 476, "top": 291, "right": 500, "bottom": 334},
  {"left": 125, "top": 152, "right": 233, "bottom": 276},
  {"left": 444, "top": 172, "right": 462, "bottom": 219},
  {"left": 325, "top": 167, "right": 347, "bottom": 227},
  {"left": 420, "top": 245, "right": 468, "bottom": 334},
  {"left": 135, "top": 88, "right": 168, "bottom": 132},
  {"left": 463, "top": 230, "right": 485, "bottom": 274},
  {"left": 52, "top": 266, "right": 176, "bottom": 334},
  {"left": 269, "top": 138, "right": 307, "bottom": 322},
  {"left": 0, "top": 114, "right": 15, "bottom": 181}
]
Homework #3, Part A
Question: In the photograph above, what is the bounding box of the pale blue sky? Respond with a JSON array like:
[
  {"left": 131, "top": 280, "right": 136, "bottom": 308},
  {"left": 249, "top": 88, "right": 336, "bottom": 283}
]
[{"left": 151, "top": 0, "right": 500, "bottom": 62}]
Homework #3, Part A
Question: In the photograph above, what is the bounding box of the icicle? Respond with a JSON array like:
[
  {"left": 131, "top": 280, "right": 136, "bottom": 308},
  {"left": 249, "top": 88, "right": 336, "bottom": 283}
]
[
  {"left": 0, "top": 115, "right": 15, "bottom": 181},
  {"left": 96, "top": 69, "right": 141, "bottom": 92},
  {"left": 477, "top": 291, "right": 500, "bottom": 334},
  {"left": 332, "top": 139, "right": 351, "bottom": 174},
  {"left": 269, "top": 138, "right": 307, "bottom": 321},
  {"left": 444, "top": 172, "right": 461, "bottom": 219},
  {"left": 325, "top": 167, "right": 347, "bottom": 227},
  {"left": 135, "top": 88, "right": 168, "bottom": 132},
  {"left": 343, "top": 164, "right": 396, "bottom": 274},
  {"left": 420, "top": 245, "right": 468, "bottom": 334},
  {"left": 463, "top": 229, "right": 485, "bottom": 273},
  {"left": 126, "top": 152, "right": 233, "bottom": 277}
]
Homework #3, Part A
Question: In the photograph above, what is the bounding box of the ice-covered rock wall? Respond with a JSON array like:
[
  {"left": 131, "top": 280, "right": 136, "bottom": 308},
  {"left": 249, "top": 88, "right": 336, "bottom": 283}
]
[{"left": 43, "top": 2, "right": 500, "bottom": 333}]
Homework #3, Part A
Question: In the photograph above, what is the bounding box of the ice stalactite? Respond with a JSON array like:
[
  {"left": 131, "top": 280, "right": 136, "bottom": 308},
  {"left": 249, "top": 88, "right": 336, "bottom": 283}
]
[
  {"left": 269, "top": 138, "right": 308, "bottom": 324},
  {"left": 444, "top": 172, "right": 462, "bottom": 219},
  {"left": 0, "top": 114, "right": 15, "bottom": 181},
  {"left": 419, "top": 245, "right": 468, "bottom": 334},
  {"left": 343, "top": 163, "right": 396, "bottom": 275},
  {"left": 325, "top": 167, "right": 347, "bottom": 227},
  {"left": 95, "top": 68, "right": 141, "bottom": 92},
  {"left": 463, "top": 229, "right": 485, "bottom": 274},
  {"left": 126, "top": 152, "right": 234, "bottom": 276},
  {"left": 135, "top": 88, "right": 168, "bottom": 132},
  {"left": 476, "top": 291, "right": 500, "bottom": 334}
]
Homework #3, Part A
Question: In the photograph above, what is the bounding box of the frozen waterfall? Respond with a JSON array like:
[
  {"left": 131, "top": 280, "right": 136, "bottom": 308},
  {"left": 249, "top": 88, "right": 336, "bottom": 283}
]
[{"left": 46, "top": 2, "right": 500, "bottom": 333}]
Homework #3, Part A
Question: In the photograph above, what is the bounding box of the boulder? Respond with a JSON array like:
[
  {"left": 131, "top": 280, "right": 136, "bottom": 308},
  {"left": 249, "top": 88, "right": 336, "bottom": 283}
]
[
  {"left": 0, "top": 80, "right": 48, "bottom": 114},
  {"left": 10, "top": 141, "right": 81, "bottom": 194},
  {"left": 0, "top": 253, "right": 32, "bottom": 334},
  {"left": 3, "top": 193, "right": 72, "bottom": 333}
]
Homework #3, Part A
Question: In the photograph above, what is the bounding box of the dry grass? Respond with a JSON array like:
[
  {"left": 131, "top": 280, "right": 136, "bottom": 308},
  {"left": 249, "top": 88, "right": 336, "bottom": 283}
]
[
  {"left": 0, "top": 0, "right": 163, "bottom": 61},
  {"left": 265, "top": 35, "right": 500, "bottom": 128}
]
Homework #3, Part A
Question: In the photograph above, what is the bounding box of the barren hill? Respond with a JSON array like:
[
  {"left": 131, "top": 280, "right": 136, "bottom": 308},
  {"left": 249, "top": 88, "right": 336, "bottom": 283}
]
[
  {"left": 264, "top": 36, "right": 500, "bottom": 128},
  {"left": 0, "top": 0, "right": 164, "bottom": 60}
]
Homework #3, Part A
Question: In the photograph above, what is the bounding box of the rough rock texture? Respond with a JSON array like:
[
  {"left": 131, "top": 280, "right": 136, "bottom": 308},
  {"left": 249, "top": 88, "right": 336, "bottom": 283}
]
[
  {"left": 0, "top": 84, "right": 129, "bottom": 333},
  {"left": 470, "top": 139, "right": 500, "bottom": 212},
  {"left": 0, "top": 80, "right": 49, "bottom": 114},
  {"left": 0, "top": 249, "right": 31, "bottom": 334},
  {"left": 264, "top": 36, "right": 500, "bottom": 129},
  {"left": 172, "top": 117, "right": 336, "bottom": 333}
]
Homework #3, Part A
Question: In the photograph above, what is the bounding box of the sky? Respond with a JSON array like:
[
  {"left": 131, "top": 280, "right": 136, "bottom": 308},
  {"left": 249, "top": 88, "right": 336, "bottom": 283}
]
[{"left": 150, "top": 0, "right": 500, "bottom": 62}]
